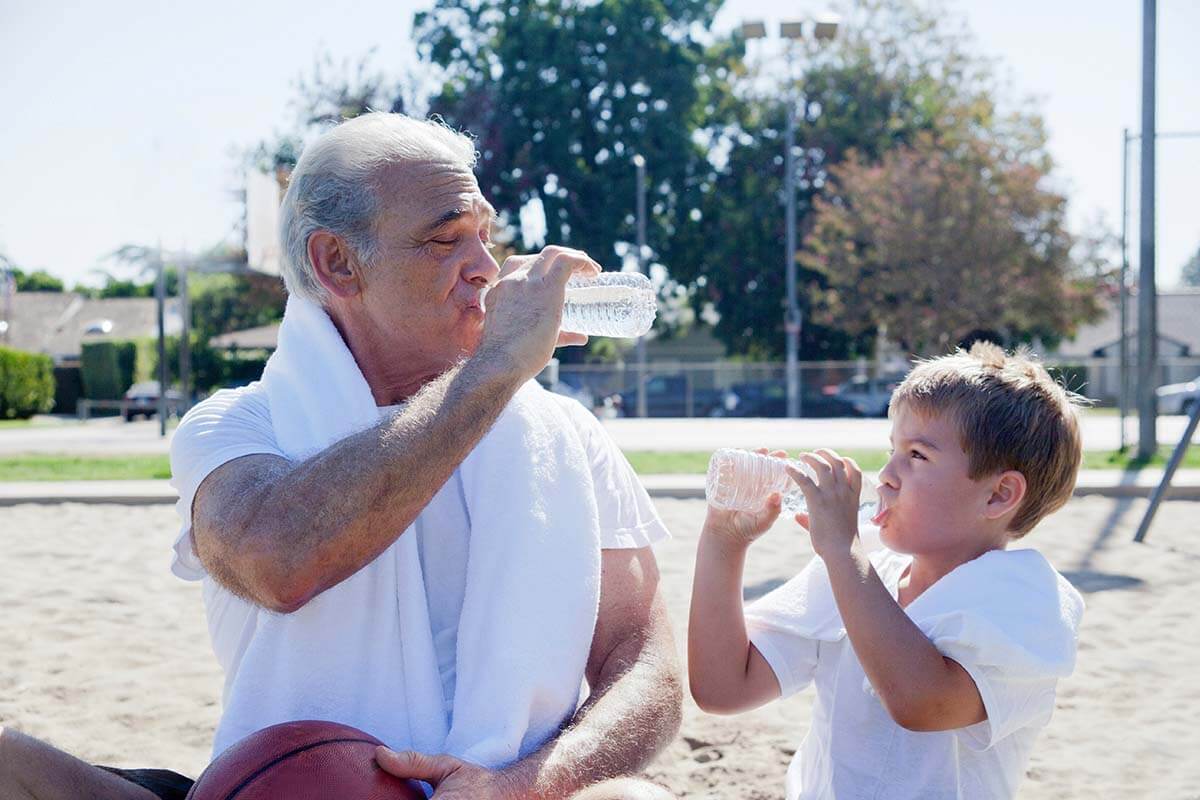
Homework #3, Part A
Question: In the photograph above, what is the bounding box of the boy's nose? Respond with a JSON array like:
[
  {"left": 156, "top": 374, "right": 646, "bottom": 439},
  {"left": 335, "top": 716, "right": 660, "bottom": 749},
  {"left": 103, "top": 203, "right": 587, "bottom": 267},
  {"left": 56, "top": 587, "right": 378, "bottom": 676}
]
[{"left": 877, "top": 459, "right": 901, "bottom": 490}]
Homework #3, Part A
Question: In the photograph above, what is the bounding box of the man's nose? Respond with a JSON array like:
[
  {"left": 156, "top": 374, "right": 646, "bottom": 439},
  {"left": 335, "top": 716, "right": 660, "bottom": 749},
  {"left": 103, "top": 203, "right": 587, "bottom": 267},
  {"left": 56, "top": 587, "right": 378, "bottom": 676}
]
[{"left": 462, "top": 243, "right": 500, "bottom": 287}]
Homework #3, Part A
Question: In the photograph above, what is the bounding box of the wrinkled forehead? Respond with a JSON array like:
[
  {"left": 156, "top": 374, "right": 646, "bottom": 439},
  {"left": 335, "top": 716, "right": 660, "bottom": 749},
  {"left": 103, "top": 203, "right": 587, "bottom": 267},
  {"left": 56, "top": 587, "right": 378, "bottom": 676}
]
[{"left": 374, "top": 160, "right": 493, "bottom": 234}]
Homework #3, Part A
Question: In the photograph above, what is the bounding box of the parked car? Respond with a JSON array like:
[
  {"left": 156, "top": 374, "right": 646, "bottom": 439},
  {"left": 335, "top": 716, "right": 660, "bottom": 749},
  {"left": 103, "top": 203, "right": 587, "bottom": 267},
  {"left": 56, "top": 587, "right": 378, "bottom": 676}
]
[
  {"left": 714, "top": 380, "right": 864, "bottom": 418},
  {"left": 123, "top": 381, "right": 184, "bottom": 421},
  {"left": 830, "top": 374, "right": 904, "bottom": 417},
  {"left": 608, "top": 375, "right": 731, "bottom": 418},
  {"left": 1157, "top": 378, "right": 1199, "bottom": 416}
]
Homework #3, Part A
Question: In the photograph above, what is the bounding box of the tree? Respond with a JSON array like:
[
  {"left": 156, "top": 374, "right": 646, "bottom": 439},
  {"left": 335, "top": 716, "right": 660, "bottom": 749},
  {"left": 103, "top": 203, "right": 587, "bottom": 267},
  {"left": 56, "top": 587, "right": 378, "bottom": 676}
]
[
  {"left": 0, "top": 254, "right": 64, "bottom": 292},
  {"left": 667, "top": 0, "right": 1112, "bottom": 358},
  {"left": 800, "top": 130, "right": 1107, "bottom": 355},
  {"left": 1182, "top": 242, "right": 1200, "bottom": 287},
  {"left": 414, "top": 0, "right": 725, "bottom": 353}
]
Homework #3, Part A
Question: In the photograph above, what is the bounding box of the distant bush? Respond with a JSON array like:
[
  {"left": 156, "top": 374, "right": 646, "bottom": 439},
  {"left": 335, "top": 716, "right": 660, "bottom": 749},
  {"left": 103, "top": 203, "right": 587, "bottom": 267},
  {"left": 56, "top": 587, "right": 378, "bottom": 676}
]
[
  {"left": 80, "top": 340, "right": 137, "bottom": 399},
  {"left": 0, "top": 345, "right": 55, "bottom": 419}
]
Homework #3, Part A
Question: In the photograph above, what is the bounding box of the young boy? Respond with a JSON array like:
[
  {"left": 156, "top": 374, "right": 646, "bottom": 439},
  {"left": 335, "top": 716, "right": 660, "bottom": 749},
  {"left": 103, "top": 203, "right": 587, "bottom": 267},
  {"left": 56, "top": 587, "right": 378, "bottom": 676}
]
[{"left": 688, "top": 343, "right": 1086, "bottom": 799}]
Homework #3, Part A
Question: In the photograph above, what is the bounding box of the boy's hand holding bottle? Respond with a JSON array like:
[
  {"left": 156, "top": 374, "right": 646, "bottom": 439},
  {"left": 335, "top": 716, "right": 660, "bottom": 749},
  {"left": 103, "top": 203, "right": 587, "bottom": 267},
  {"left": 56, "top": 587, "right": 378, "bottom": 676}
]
[
  {"left": 786, "top": 449, "right": 867, "bottom": 561},
  {"left": 702, "top": 448, "right": 788, "bottom": 549}
]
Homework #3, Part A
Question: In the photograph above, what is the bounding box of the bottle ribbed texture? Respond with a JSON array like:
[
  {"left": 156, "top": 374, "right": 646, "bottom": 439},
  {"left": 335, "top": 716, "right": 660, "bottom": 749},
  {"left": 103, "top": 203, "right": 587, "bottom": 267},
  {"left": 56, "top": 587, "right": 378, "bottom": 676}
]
[
  {"left": 560, "top": 272, "right": 657, "bottom": 337},
  {"left": 705, "top": 448, "right": 880, "bottom": 520}
]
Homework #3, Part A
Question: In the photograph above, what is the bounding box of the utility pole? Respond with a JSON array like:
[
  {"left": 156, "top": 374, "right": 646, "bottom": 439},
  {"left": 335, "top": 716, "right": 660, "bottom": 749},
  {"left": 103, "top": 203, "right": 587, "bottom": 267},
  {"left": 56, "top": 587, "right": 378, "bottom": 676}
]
[
  {"left": 634, "top": 154, "right": 648, "bottom": 419},
  {"left": 1136, "top": 0, "right": 1157, "bottom": 460},
  {"left": 1119, "top": 128, "right": 1130, "bottom": 451},
  {"left": 179, "top": 262, "right": 191, "bottom": 410},
  {"left": 155, "top": 246, "right": 168, "bottom": 437}
]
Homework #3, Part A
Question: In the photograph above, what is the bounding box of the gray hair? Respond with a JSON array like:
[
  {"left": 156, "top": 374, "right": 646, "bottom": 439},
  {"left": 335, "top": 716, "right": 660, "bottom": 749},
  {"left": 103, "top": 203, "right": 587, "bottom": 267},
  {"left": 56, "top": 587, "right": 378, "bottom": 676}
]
[{"left": 278, "top": 112, "right": 479, "bottom": 304}]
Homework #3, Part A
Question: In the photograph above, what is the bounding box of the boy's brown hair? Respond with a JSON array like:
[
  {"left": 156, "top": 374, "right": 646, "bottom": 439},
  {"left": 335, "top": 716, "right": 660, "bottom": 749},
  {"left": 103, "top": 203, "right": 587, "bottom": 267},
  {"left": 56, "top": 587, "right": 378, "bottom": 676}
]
[{"left": 889, "top": 342, "right": 1087, "bottom": 537}]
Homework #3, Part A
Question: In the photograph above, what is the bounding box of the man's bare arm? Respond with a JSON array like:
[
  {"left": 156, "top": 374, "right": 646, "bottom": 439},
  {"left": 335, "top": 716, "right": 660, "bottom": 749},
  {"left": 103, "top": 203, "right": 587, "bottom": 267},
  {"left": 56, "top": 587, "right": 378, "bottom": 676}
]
[
  {"left": 191, "top": 246, "right": 601, "bottom": 613},
  {"left": 192, "top": 356, "right": 525, "bottom": 612},
  {"left": 501, "top": 547, "right": 683, "bottom": 797}
]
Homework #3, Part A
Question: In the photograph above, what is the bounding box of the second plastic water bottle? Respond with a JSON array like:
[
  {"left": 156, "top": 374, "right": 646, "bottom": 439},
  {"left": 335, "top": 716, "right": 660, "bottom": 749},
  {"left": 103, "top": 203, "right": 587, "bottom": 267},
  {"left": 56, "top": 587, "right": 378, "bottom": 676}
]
[{"left": 705, "top": 448, "right": 880, "bottom": 522}]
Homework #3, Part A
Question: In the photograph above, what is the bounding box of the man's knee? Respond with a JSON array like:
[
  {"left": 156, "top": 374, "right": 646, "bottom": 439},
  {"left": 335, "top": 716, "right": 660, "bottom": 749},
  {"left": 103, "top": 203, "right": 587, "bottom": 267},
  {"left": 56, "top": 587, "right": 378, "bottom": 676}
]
[{"left": 571, "top": 777, "right": 675, "bottom": 800}]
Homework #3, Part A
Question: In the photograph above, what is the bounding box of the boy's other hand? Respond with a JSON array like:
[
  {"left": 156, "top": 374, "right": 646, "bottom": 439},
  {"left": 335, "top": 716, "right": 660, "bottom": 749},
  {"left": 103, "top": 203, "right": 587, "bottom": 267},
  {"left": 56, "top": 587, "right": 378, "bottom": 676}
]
[
  {"left": 702, "top": 448, "right": 786, "bottom": 549},
  {"left": 787, "top": 448, "right": 863, "bottom": 560}
]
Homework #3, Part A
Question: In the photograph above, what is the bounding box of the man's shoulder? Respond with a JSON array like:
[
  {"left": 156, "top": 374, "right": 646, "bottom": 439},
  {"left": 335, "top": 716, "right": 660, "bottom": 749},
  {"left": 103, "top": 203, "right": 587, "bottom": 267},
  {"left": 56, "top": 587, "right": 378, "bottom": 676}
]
[
  {"left": 181, "top": 382, "right": 270, "bottom": 426},
  {"left": 171, "top": 381, "right": 277, "bottom": 465}
]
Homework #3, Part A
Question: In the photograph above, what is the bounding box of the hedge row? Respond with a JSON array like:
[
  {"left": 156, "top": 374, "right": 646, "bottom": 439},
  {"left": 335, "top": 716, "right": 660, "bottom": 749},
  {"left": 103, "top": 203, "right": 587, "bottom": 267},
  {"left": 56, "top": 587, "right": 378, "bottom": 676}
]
[
  {"left": 80, "top": 340, "right": 138, "bottom": 400},
  {"left": 0, "top": 345, "right": 55, "bottom": 419},
  {"left": 81, "top": 336, "right": 268, "bottom": 399}
]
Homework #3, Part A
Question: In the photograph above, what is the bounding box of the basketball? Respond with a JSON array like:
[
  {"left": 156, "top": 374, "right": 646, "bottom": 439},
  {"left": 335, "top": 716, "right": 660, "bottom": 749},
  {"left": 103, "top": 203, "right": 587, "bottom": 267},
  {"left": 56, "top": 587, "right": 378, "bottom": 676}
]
[{"left": 185, "top": 720, "right": 426, "bottom": 800}]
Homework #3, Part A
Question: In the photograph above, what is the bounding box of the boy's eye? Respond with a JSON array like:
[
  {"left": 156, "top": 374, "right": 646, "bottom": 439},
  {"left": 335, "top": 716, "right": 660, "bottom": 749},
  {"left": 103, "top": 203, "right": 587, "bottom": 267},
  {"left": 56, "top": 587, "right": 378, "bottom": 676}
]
[{"left": 910, "top": 449, "right": 926, "bottom": 461}]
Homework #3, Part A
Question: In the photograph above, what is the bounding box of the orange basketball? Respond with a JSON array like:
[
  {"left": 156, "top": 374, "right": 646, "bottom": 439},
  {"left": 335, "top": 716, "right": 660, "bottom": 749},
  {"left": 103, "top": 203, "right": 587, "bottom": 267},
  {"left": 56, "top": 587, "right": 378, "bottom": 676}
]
[{"left": 185, "top": 720, "right": 425, "bottom": 800}]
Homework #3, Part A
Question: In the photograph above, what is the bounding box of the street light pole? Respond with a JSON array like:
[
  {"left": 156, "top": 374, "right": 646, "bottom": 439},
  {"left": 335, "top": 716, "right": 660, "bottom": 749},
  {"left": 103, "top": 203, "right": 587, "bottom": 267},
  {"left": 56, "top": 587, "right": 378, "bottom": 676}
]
[
  {"left": 1119, "top": 128, "right": 1130, "bottom": 451},
  {"left": 634, "top": 153, "right": 648, "bottom": 419},
  {"left": 1137, "top": 0, "right": 1157, "bottom": 460},
  {"left": 155, "top": 245, "right": 168, "bottom": 438},
  {"left": 784, "top": 62, "right": 801, "bottom": 419}
]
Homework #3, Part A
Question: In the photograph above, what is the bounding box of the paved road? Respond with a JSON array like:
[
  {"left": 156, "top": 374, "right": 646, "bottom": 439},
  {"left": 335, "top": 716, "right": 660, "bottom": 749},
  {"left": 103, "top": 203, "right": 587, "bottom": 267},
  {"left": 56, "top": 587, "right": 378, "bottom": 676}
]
[{"left": 0, "top": 413, "right": 1194, "bottom": 456}]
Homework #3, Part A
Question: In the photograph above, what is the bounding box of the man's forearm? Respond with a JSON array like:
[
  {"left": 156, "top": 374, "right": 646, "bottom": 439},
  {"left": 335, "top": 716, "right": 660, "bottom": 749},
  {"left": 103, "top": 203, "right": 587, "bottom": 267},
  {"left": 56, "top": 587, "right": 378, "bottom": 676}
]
[
  {"left": 240, "top": 355, "right": 525, "bottom": 607},
  {"left": 504, "top": 623, "right": 681, "bottom": 798}
]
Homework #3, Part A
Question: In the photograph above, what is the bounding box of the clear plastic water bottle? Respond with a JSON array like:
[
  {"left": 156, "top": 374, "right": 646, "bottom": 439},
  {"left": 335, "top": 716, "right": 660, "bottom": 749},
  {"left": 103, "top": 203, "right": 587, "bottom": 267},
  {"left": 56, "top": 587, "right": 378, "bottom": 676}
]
[
  {"left": 560, "top": 272, "right": 657, "bottom": 338},
  {"left": 705, "top": 448, "right": 880, "bottom": 522}
]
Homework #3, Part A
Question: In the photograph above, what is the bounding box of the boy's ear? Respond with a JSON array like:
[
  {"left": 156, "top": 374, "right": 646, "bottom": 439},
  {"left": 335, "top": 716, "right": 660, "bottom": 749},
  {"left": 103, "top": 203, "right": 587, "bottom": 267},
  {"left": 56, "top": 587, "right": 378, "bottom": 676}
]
[{"left": 984, "top": 470, "right": 1027, "bottom": 522}]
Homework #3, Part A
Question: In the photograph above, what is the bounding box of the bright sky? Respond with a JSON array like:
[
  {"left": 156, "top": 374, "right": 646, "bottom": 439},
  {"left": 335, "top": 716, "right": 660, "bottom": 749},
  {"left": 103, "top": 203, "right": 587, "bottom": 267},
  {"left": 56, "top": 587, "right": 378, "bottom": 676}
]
[{"left": 2, "top": 0, "right": 1197, "bottom": 288}]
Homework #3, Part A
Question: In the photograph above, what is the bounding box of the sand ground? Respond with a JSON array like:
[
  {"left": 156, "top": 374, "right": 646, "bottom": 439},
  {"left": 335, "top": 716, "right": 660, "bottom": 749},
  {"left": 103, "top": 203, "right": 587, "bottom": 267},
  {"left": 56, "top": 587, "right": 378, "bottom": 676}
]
[{"left": 1, "top": 497, "right": 1197, "bottom": 798}]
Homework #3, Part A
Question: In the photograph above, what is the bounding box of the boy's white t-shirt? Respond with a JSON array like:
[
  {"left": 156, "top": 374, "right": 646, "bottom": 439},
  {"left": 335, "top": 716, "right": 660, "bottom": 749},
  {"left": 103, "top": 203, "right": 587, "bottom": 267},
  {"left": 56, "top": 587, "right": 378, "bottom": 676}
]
[
  {"left": 747, "top": 547, "right": 1083, "bottom": 800},
  {"left": 168, "top": 382, "right": 670, "bottom": 713}
]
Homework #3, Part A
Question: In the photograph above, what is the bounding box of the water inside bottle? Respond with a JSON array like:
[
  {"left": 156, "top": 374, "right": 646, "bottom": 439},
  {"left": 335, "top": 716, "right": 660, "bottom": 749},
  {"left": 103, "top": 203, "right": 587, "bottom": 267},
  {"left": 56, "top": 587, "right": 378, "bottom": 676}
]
[{"left": 706, "top": 448, "right": 880, "bottom": 524}]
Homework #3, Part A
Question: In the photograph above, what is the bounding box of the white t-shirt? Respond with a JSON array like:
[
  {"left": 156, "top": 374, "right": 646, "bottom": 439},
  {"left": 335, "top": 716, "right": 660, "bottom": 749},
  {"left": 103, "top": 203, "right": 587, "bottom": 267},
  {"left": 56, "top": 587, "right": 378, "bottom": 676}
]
[
  {"left": 169, "top": 381, "right": 670, "bottom": 711},
  {"left": 747, "top": 547, "right": 1082, "bottom": 800}
]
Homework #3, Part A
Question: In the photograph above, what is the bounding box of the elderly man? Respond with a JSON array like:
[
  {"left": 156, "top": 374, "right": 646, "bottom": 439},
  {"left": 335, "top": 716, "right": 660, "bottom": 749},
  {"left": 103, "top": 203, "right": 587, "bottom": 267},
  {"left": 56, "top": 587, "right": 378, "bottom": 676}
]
[{"left": 0, "top": 113, "right": 680, "bottom": 799}]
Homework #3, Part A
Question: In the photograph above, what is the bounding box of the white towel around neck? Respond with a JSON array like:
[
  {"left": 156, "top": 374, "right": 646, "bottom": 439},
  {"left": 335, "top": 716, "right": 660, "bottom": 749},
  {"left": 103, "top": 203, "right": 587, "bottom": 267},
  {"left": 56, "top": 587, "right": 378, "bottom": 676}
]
[{"left": 210, "top": 295, "right": 602, "bottom": 767}]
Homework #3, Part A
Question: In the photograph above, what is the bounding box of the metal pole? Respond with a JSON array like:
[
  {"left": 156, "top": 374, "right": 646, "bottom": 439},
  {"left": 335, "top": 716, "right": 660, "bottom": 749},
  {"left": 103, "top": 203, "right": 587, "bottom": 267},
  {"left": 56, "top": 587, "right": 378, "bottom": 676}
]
[
  {"left": 784, "top": 51, "right": 801, "bottom": 419},
  {"left": 155, "top": 248, "right": 167, "bottom": 437},
  {"left": 1119, "top": 129, "right": 1130, "bottom": 451},
  {"left": 179, "top": 261, "right": 191, "bottom": 412},
  {"left": 635, "top": 154, "right": 648, "bottom": 419},
  {"left": 1133, "top": 399, "right": 1199, "bottom": 542},
  {"left": 1136, "top": 0, "right": 1157, "bottom": 460}
]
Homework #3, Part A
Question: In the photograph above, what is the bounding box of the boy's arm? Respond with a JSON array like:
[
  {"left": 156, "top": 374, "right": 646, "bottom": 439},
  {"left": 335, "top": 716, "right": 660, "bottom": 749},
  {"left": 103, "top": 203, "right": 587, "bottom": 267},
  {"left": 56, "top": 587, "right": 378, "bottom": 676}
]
[
  {"left": 688, "top": 524, "right": 782, "bottom": 715},
  {"left": 790, "top": 451, "right": 986, "bottom": 732},
  {"left": 821, "top": 541, "right": 986, "bottom": 731}
]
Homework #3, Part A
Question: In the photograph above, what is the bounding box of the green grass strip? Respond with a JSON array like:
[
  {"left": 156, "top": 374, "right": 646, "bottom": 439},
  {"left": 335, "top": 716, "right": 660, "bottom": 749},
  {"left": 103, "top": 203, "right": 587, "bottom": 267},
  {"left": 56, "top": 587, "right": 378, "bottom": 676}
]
[
  {"left": 623, "top": 448, "right": 1200, "bottom": 475},
  {"left": 0, "top": 447, "right": 1197, "bottom": 482},
  {"left": 0, "top": 454, "right": 172, "bottom": 481}
]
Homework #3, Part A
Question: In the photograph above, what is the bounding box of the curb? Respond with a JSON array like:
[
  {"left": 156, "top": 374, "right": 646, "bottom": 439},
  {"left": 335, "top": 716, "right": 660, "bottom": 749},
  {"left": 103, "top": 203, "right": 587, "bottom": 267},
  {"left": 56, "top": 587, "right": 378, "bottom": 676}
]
[{"left": 3, "top": 473, "right": 1200, "bottom": 506}]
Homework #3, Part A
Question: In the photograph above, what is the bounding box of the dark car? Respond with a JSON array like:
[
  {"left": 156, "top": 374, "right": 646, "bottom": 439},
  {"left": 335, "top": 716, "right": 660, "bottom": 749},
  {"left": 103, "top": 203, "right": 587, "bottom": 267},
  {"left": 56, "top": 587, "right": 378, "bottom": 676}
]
[
  {"left": 716, "top": 380, "right": 864, "bottom": 418},
  {"left": 123, "top": 381, "right": 184, "bottom": 421},
  {"left": 610, "top": 374, "right": 731, "bottom": 418}
]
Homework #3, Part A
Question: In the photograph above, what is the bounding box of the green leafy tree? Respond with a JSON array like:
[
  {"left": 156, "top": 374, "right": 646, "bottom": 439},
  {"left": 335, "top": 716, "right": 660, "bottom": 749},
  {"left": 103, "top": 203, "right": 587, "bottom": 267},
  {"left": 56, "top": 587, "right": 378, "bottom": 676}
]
[
  {"left": 415, "top": 0, "right": 723, "bottom": 304},
  {"left": 801, "top": 131, "right": 1107, "bottom": 355},
  {"left": 671, "top": 0, "right": 1089, "bottom": 358},
  {"left": 0, "top": 253, "right": 65, "bottom": 292},
  {"left": 1182, "top": 243, "right": 1200, "bottom": 287}
]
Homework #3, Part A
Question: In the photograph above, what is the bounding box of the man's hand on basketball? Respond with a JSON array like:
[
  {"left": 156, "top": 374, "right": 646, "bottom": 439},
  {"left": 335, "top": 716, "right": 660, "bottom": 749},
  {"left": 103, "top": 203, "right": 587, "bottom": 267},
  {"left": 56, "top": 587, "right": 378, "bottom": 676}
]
[{"left": 376, "top": 748, "right": 519, "bottom": 799}]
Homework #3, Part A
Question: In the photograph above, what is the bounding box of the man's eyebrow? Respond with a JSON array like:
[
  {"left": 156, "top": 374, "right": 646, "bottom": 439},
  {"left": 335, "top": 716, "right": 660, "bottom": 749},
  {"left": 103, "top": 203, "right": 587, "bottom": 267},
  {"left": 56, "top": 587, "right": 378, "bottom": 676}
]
[{"left": 421, "top": 202, "right": 497, "bottom": 237}]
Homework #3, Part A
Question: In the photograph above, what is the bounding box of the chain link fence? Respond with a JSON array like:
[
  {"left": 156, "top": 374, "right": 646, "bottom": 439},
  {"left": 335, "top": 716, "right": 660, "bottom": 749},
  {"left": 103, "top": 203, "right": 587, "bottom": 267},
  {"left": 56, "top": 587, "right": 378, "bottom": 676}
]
[{"left": 538, "top": 356, "right": 1200, "bottom": 419}]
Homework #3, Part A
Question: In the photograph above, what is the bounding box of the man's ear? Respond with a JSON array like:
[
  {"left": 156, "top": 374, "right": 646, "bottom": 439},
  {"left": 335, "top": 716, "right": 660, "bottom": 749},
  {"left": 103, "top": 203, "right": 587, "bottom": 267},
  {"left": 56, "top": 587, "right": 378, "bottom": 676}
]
[
  {"left": 984, "top": 470, "right": 1027, "bottom": 522},
  {"left": 308, "top": 230, "right": 364, "bottom": 299}
]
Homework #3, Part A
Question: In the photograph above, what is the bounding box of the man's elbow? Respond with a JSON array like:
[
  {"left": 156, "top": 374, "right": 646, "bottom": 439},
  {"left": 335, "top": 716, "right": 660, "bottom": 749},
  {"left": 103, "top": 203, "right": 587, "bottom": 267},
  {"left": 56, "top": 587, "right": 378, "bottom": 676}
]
[{"left": 197, "top": 534, "right": 316, "bottom": 614}]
